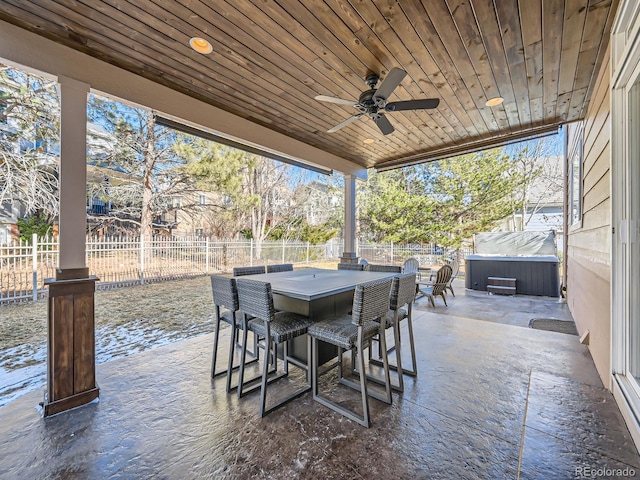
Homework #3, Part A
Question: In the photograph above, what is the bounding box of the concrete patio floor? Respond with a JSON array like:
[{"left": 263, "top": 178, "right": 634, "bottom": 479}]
[{"left": 0, "top": 281, "right": 638, "bottom": 479}]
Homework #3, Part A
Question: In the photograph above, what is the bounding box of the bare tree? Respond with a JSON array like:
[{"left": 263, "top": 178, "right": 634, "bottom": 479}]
[
  {"left": 0, "top": 65, "right": 60, "bottom": 222},
  {"left": 509, "top": 137, "right": 564, "bottom": 231},
  {"left": 87, "top": 95, "right": 198, "bottom": 238}
]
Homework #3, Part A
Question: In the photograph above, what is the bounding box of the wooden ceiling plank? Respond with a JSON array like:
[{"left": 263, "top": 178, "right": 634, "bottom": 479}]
[
  {"left": 303, "top": 0, "right": 458, "bottom": 148},
  {"left": 380, "top": 0, "right": 491, "bottom": 137},
  {"left": 343, "top": 0, "right": 471, "bottom": 145},
  {"left": 241, "top": 0, "right": 415, "bottom": 151},
  {"left": 493, "top": 0, "right": 531, "bottom": 127},
  {"left": 541, "top": 0, "right": 565, "bottom": 123},
  {"left": 556, "top": 0, "right": 588, "bottom": 122},
  {"left": 22, "top": 0, "right": 369, "bottom": 164},
  {"left": 443, "top": 0, "right": 505, "bottom": 131},
  {"left": 143, "top": 0, "right": 388, "bottom": 149},
  {"left": 374, "top": 0, "right": 482, "bottom": 136},
  {"left": 467, "top": 0, "right": 519, "bottom": 130},
  {"left": 145, "top": 0, "right": 394, "bottom": 159},
  {"left": 518, "top": 0, "right": 543, "bottom": 123},
  {"left": 576, "top": 0, "right": 618, "bottom": 119},
  {"left": 39, "top": 0, "right": 357, "bottom": 159}
]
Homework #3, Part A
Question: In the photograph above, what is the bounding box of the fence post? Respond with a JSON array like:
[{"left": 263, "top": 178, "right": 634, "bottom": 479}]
[
  {"left": 390, "top": 241, "right": 394, "bottom": 264},
  {"left": 306, "top": 241, "right": 310, "bottom": 263},
  {"left": 32, "top": 233, "right": 38, "bottom": 301},
  {"left": 282, "top": 239, "right": 285, "bottom": 263},
  {"left": 250, "top": 239, "right": 253, "bottom": 266},
  {"left": 205, "top": 237, "right": 210, "bottom": 274},
  {"left": 140, "top": 234, "right": 145, "bottom": 285}
]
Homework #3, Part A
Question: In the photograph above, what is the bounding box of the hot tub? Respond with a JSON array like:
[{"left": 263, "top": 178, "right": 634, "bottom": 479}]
[{"left": 465, "top": 254, "right": 559, "bottom": 297}]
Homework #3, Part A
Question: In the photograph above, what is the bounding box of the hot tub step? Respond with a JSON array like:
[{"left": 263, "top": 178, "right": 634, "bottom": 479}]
[{"left": 487, "top": 285, "right": 516, "bottom": 295}]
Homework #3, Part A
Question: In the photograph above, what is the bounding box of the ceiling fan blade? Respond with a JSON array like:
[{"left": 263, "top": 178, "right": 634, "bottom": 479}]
[
  {"left": 327, "top": 114, "right": 363, "bottom": 133},
  {"left": 374, "top": 114, "right": 394, "bottom": 135},
  {"left": 374, "top": 67, "right": 407, "bottom": 100},
  {"left": 315, "top": 95, "right": 357, "bottom": 106},
  {"left": 385, "top": 98, "right": 440, "bottom": 111}
]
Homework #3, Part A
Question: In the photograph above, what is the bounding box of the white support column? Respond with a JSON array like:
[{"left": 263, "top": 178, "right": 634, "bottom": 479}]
[
  {"left": 58, "top": 76, "right": 89, "bottom": 276},
  {"left": 341, "top": 174, "right": 358, "bottom": 264}
]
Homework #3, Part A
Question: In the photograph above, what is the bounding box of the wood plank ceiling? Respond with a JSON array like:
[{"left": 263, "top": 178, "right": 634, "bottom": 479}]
[{"left": 0, "top": 0, "right": 618, "bottom": 171}]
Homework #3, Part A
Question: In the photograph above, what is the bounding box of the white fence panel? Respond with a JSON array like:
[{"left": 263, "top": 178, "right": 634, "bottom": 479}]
[{"left": 0, "top": 235, "right": 469, "bottom": 305}]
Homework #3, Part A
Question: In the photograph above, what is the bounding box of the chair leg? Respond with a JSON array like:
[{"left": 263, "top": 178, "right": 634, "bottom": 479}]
[
  {"left": 355, "top": 330, "right": 371, "bottom": 427},
  {"left": 226, "top": 322, "right": 237, "bottom": 392},
  {"left": 312, "top": 334, "right": 371, "bottom": 427},
  {"left": 448, "top": 284, "right": 455, "bottom": 297},
  {"left": 405, "top": 312, "right": 418, "bottom": 376},
  {"left": 441, "top": 293, "right": 448, "bottom": 306},
  {"left": 211, "top": 314, "right": 222, "bottom": 378},
  {"left": 391, "top": 317, "right": 404, "bottom": 392},
  {"left": 428, "top": 294, "right": 435, "bottom": 308},
  {"left": 237, "top": 319, "right": 250, "bottom": 399},
  {"left": 258, "top": 328, "right": 272, "bottom": 418}
]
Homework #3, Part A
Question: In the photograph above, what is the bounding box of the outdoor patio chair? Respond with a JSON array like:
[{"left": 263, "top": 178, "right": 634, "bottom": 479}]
[
  {"left": 233, "top": 265, "right": 266, "bottom": 276},
  {"left": 369, "top": 273, "right": 418, "bottom": 391},
  {"left": 236, "top": 278, "right": 313, "bottom": 417},
  {"left": 209, "top": 275, "right": 258, "bottom": 392},
  {"left": 418, "top": 264, "right": 453, "bottom": 307},
  {"left": 359, "top": 258, "right": 369, "bottom": 268},
  {"left": 338, "top": 263, "right": 364, "bottom": 270},
  {"left": 366, "top": 264, "right": 402, "bottom": 273},
  {"left": 402, "top": 257, "right": 420, "bottom": 275},
  {"left": 307, "top": 278, "right": 393, "bottom": 427},
  {"left": 445, "top": 257, "right": 460, "bottom": 297},
  {"left": 266, "top": 263, "right": 293, "bottom": 273}
]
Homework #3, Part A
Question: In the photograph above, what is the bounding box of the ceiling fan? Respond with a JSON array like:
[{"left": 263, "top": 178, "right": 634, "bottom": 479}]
[{"left": 315, "top": 67, "right": 439, "bottom": 136}]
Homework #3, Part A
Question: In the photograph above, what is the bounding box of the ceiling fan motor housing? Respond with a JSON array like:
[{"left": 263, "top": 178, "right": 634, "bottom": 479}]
[{"left": 358, "top": 89, "right": 385, "bottom": 114}]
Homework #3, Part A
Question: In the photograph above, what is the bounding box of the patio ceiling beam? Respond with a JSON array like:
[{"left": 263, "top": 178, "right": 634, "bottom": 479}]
[
  {"left": 155, "top": 116, "right": 332, "bottom": 176},
  {"left": 376, "top": 124, "right": 562, "bottom": 171}
]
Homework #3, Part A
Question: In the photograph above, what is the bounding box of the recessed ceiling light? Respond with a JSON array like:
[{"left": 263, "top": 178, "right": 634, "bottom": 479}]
[
  {"left": 190, "top": 37, "right": 213, "bottom": 54},
  {"left": 485, "top": 97, "right": 504, "bottom": 107},
  {"left": 363, "top": 138, "right": 375, "bottom": 144}
]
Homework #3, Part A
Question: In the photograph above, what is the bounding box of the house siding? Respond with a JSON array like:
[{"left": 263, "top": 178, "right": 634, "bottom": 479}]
[{"left": 566, "top": 45, "right": 611, "bottom": 387}]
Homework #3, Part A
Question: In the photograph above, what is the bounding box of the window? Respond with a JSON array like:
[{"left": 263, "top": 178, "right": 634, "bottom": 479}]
[
  {"left": 194, "top": 228, "right": 204, "bottom": 237},
  {"left": 198, "top": 194, "right": 206, "bottom": 205},
  {"left": 171, "top": 197, "right": 182, "bottom": 208},
  {"left": 569, "top": 127, "right": 583, "bottom": 226}
]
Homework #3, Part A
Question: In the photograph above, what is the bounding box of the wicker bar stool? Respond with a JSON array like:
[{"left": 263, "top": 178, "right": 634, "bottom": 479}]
[
  {"left": 307, "top": 278, "right": 393, "bottom": 427},
  {"left": 236, "top": 278, "right": 313, "bottom": 417},
  {"left": 337, "top": 263, "right": 364, "bottom": 271},
  {"left": 233, "top": 265, "right": 266, "bottom": 276},
  {"left": 209, "top": 275, "right": 258, "bottom": 392},
  {"left": 366, "top": 264, "right": 402, "bottom": 273},
  {"left": 369, "top": 273, "right": 418, "bottom": 392},
  {"left": 266, "top": 263, "right": 293, "bottom": 273}
]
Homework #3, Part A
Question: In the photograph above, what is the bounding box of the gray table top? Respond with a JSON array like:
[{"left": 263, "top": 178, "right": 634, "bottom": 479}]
[{"left": 241, "top": 268, "right": 395, "bottom": 301}]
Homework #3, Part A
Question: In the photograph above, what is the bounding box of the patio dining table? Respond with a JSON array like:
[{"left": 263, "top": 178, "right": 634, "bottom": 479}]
[{"left": 242, "top": 267, "right": 396, "bottom": 364}]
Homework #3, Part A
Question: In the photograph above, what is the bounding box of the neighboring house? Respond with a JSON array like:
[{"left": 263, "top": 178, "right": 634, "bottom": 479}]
[
  {"left": 0, "top": 200, "right": 22, "bottom": 244},
  {"left": 295, "top": 180, "right": 341, "bottom": 226},
  {"left": 496, "top": 155, "right": 564, "bottom": 252}
]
